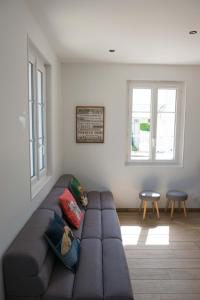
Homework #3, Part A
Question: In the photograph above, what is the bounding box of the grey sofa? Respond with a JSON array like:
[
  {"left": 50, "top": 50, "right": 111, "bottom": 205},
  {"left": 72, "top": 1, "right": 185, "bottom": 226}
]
[{"left": 3, "top": 175, "right": 133, "bottom": 300}]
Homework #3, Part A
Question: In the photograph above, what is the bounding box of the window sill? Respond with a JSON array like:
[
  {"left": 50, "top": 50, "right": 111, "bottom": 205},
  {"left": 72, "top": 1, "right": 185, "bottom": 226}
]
[
  {"left": 31, "top": 175, "right": 51, "bottom": 199},
  {"left": 125, "top": 160, "right": 183, "bottom": 167}
]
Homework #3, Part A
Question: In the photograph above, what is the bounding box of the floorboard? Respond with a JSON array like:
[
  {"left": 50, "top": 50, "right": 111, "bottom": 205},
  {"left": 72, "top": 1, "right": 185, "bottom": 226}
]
[{"left": 118, "top": 211, "right": 200, "bottom": 299}]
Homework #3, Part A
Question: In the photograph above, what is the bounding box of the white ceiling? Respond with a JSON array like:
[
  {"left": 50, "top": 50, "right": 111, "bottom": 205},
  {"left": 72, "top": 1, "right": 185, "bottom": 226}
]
[{"left": 26, "top": 0, "right": 200, "bottom": 64}]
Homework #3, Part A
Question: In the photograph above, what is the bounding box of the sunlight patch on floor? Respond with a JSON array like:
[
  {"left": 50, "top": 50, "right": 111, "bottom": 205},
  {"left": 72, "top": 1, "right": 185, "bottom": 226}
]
[
  {"left": 120, "top": 225, "right": 170, "bottom": 246},
  {"left": 121, "top": 226, "right": 142, "bottom": 245},
  {"left": 145, "top": 226, "right": 169, "bottom": 245}
]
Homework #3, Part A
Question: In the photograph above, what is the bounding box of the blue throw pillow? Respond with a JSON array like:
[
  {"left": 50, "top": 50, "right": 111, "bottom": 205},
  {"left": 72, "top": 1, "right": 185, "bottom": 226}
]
[
  {"left": 54, "top": 213, "right": 66, "bottom": 227},
  {"left": 45, "top": 213, "right": 80, "bottom": 272},
  {"left": 45, "top": 215, "right": 64, "bottom": 245}
]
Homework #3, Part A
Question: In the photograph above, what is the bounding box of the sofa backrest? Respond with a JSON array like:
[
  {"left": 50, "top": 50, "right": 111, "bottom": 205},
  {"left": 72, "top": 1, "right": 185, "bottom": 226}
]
[
  {"left": 39, "top": 187, "right": 66, "bottom": 217},
  {"left": 3, "top": 175, "right": 73, "bottom": 298},
  {"left": 54, "top": 174, "right": 74, "bottom": 189},
  {"left": 3, "top": 209, "right": 55, "bottom": 297}
]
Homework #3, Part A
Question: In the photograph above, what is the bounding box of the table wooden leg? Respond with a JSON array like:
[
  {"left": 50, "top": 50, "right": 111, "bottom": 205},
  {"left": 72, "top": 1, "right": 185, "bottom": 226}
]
[
  {"left": 143, "top": 200, "right": 147, "bottom": 220},
  {"left": 165, "top": 199, "right": 170, "bottom": 212},
  {"left": 171, "top": 200, "right": 175, "bottom": 218},
  {"left": 139, "top": 200, "right": 143, "bottom": 212},
  {"left": 178, "top": 200, "right": 181, "bottom": 212},
  {"left": 152, "top": 201, "right": 155, "bottom": 213},
  {"left": 183, "top": 201, "right": 187, "bottom": 217},
  {"left": 154, "top": 201, "right": 160, "bottom": 219}
]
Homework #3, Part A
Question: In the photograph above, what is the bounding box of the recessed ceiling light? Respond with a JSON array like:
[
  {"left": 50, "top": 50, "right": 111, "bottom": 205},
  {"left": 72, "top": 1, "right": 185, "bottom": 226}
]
[
  {"left": 189, "top": 30, "right": 198, "bottom": 35},
  {"left": 109, "top": 49, "right": 115, "bottom": 53}
]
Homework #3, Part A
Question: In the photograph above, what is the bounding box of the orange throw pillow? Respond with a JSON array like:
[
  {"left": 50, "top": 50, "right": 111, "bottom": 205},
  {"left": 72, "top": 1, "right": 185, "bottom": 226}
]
[{"left": 59, "top": 189, "right": 83, "bottom": 229}]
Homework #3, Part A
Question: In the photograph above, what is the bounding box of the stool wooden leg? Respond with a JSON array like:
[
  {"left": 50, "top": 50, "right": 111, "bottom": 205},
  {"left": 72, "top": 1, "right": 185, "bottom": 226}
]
[
  {"left": 170, "top": 200, "right": 175, "bottom": 218},
  {"left": 178, "top": 200, "right": 181, "bottom": 212},
  {"left": 143, "top": 200, "right": 147, "bottom": 220},
  {"left": 154, "top": 201, "right": 160, "bottom": 219},
  {"left": 152, "top": 201, "right": 155, "bottom": 213},
  {"left": 139, "top": 200, "right": 143, "bottom": 212},
  {"left": 183, "top": 201, "right": 187, "bottom": 217},
  {"left": 165, "top": 199, "right": 170, "bottom": 212}
]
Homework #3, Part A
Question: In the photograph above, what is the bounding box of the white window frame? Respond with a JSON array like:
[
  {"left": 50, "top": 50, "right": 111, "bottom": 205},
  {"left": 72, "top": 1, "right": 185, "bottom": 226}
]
[
  {"left": 28, "top": 45, "right": 48, "bottom": 197},
  {"left": 127, "top": 81, "right": 186, "bottom": 166}
]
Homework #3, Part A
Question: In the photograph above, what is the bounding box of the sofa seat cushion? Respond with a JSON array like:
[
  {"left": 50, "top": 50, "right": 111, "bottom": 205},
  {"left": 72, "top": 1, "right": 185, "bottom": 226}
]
[
  {"left": 73, "top": 239, "right": 103, "bottom": 300},
  {"left": 101, "top": 191, "right": 116, "bottom": 210},
  {"left": 82, "top": 209, "right": 101, "bottom": 239},
  {"left": 42, "top": 261, "right": 75, "bottom": 300},
  {"left": 103, "top": 239, "right": 133, "bottom": 300},
  {"left": 87, "top": 191, "right": 101, "bottom": 210},
  {"left": 102, "top": 210, "right": 122, "bottom": 240},
  {"left": 87, "top": 191, "right": 116, "bottom": 210}
]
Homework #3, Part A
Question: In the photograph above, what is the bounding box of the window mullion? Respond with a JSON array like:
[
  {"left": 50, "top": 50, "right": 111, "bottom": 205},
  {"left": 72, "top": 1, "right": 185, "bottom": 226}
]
[{"left": 151, "top": 87, "right": 157, "bottom": 161}]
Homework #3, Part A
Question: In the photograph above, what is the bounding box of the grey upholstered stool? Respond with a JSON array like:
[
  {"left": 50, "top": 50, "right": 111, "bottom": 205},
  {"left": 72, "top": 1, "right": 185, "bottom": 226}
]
[
  {"left": 166, "top": 190, "right": 188, "bottom": 218},
  {"left": 139, "top": 190, "right": 160, "bottom": 220}
]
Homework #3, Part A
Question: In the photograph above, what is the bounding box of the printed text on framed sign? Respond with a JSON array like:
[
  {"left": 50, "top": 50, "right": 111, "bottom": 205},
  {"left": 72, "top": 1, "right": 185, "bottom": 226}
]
[{"left": 76, "top": 106, "right": 105, "bottom": 143}]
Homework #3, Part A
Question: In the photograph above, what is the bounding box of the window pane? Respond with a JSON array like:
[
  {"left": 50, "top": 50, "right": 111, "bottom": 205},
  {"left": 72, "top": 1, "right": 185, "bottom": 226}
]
[
  {"left": 157, "top": 89, "right": 176, "bottom": 112},
  {"left": 30, "top": 141, "right": 35, "bottom": 177},
  {"left": 28, "top": 63, "right": 33, "bottom": 101},
  {"left": 156, "top": 113, "right": 175, "bottom": 160},
  {"left": 131, "top": 113, "right": 151, "bottom": 159},
  {"left": 38, "top": 104, "right": 44, "bottom": 139},
  {"left": 28, "top": 62, "right": 35, "bottom": 177},
  {"left": 37, "top": 70, "right": 43, "bottom": 104},
  {"left": 37, "top": 70, "right": 45, "bottom": 171},
  {"left": 132, "top": 89, "right": 151, "bottom": 112},
  {"left": 29, "top": 101, "right": 34, "bottom": 140},
  {"left": 38, "top": 139, "right": 45, "bottom": 171},
  {"left": 131, "top": 88, "right": 151, "bottom": 160}
]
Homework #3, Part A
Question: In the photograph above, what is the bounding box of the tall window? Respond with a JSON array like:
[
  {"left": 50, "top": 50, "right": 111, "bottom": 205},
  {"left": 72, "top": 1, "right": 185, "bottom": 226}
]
[
  {"left": 28, "top": 47, "right": 47, "bottom": 189},
  {"left": 128, "top": 81, "right": 185, "bottom": 164}
]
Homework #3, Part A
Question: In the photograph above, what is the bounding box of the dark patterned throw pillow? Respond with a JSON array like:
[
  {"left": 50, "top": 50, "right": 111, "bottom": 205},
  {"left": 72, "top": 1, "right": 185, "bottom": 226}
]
[{"left": 45, "top": 213, "right": 80, "bottom": 272}]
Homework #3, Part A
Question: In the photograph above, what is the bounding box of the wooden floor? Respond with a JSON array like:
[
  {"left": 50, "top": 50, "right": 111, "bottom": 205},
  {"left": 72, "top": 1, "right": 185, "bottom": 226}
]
[{"left": 118, "top": 211, "right": 200, "bottom": 300}]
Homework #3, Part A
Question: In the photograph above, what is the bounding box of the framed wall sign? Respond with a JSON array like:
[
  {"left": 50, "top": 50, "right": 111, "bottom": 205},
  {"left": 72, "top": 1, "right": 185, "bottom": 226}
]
[{"left": 76, "top": 106, "right": 105, "bottom": 143}]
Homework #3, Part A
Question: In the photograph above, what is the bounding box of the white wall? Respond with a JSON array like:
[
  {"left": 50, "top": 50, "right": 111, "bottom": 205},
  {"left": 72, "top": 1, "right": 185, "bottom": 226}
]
[
  {"left": 0, "top": 1, "right": 63, "bottom": 299},
  {"left": 62, "top": 63, "right": 200, "bottom": 209}
]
